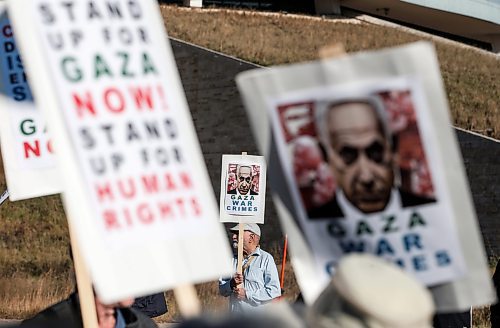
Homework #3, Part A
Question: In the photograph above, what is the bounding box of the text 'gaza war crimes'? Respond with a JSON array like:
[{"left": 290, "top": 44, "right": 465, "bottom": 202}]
[
  {"left": 226, "top": 194, "right": 258, "bottom": 212},
  {"left": 323, "top": 210, "right": 454, "bottom": 275}
]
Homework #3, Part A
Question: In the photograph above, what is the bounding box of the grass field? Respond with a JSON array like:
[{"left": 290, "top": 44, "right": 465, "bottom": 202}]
[
  {"left": 0, "top": 4, "right": 497, "bottom": 326},
  {"left": 160, "top": 5, "right": 500, "bottom": 140}
]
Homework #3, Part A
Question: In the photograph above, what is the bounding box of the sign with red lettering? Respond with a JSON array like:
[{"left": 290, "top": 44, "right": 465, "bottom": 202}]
[
  {"left": 0, "top": 4, "right": 61, "bottom": 200},
  {"left": 7, "top": 0, "right": 232, "bottom": 303},
  {"left": 219, "top": 154, "right": 266, "bottom": 223}
]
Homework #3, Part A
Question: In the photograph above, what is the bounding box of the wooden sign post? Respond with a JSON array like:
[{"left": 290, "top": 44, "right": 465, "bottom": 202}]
[
  {"left": 173, "top": 284, "right": 201, "bottom": 318},
  {"left": 236, "top": 152, "right": 248, "bottom": 282},
  {"left": 68, "top": 223, "right": 98, "bottom": 328}
]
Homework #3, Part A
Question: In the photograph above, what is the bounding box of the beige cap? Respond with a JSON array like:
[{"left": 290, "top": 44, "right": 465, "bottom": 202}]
[
  {"left": 230, "top": 223, "right": 261, "bottom": 236},
  {"left": 308, "top": 254, "right": 435, "bottom": 328}
]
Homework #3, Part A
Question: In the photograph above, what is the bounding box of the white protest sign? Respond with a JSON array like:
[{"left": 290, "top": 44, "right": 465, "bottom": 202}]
[
  {"left": 7, "top": 0, "right": 232, "bottom": 303},
  {"left": 236, "top": 42, "right": 495, "bottom": 311},
  {"left": 219, "top": 154, "right": 266, "bottom": 223},
  {"left": 0, "top": 3, "right": 61, "bottom": 201}
]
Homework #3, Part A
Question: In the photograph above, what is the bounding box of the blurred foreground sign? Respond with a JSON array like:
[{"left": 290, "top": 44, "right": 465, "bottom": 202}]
[
  {"left": 0, "top": 3, "right": 61, "bottom": 200},
  {"left": 236, "top": 42, "right": 495, "bottom": 311},
  {"left": 219, "top": 154, "right": 267, "bottom": 223},
  {"left": 7, "top": 0, "right": 232, "bottom": 303}
]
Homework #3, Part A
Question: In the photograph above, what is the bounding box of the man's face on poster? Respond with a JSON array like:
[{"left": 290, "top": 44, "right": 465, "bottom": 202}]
[
  {"left": 326, "top": 101, "right": 394, "bottom": 213},
  {"left": 236, "top": 166, "right": 253, "bottom": 195}
]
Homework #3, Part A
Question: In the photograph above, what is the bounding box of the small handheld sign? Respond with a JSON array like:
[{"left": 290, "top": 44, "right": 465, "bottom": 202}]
[{"left": 219, "top": 153, "right": 267, "bottom": 224}]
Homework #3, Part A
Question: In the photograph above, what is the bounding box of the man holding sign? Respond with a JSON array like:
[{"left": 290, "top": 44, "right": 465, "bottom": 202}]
[{"left": 219, "top": 223, "right": 281, "bottom": 312}]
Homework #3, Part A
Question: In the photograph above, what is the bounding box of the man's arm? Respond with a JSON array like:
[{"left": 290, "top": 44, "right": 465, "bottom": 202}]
[
  {"left": 220, "top": 272, "right": 245, "bottom": 297},
  {"left": 245, "top": 255, "right": 281, "bottom": 306},
  {"left": 219, "top": 258, "right": 239, "bottom": 297},
  {"left": 219, "top": 276, "right": 234, "bottom": 297}
]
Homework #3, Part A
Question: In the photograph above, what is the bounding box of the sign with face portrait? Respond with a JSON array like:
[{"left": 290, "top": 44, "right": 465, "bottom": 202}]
[
  {"left": 0, "top": 3, "right": 61, "bottom": 200},
  {"left": 219, "top": 154, "right": 266, "bottom": 223},
  {"left": 236, "top": 42, "right": 495, "bottom": 311},
  {"left": 7, "top": 0, "right": 233, "bottom": 303}
]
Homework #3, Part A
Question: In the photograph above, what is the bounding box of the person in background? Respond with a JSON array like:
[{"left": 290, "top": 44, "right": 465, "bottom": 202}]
[
  {"left": 307, "top": 254, "right": 435, "bottom": 328},
  {"left": 432, "top": 310, "right": 471, "bottom": 328},
  {"left": 219, "top": 223, "right": 281, "bottom": 312},
  {"left": 19, "top": 292, "right": 157, "bottom": 328},
  {"left": 19, "top": 245, "right": 157, "bottom": 328},
  {"left": 132, "top": 293, "right": 167, "bottom": 318}
]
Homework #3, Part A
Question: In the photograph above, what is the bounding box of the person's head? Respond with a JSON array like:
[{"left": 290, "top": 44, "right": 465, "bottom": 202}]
[
  {"left": 317, "top": 97, "right": 394, "bottom": 213},
  {"left": 67, "top": 245, "right": 137, "bottom": 328},
  {"left": 236, "top": 165, "right": 253, "bottom": 195},
  {"left": 308, "top": 254, "right": 435, "bottom": 328},
  {"left": 230, "top": 223, "right": 261, "bottom": 255},
  {"left": 95, "top": 297, "right": 134, "bottom": 328}
]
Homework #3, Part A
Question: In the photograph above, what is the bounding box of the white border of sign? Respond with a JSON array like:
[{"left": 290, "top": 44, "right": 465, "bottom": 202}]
[{"left": 219, "top": 154, "right": 267, "bottom": 223}]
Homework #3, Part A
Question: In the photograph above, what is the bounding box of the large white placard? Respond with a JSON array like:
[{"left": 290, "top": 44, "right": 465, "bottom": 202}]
[
  {"left": 7, "top": 0, "right": 232, "bottom": 303},
  {"left": 236, "top": 42, "right": 495, "bottom": 311},
  {"left": 0, "top": 3, "right": 61, "bottom": 200},
  {"left": 219, "top": 154, "right": 266, "bottom": 223}
]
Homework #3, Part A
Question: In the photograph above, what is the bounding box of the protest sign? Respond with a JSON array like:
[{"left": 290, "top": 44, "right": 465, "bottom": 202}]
[
  {"left": 7, "top": 0, "right": 233, "bottom": 303},
  {"left": 0, "top": 3, "right": 61, "bottom": 200},
  {"left": 219, "top": 154, "right": 266, "bottom": 223},
  {"left": 236, "top": 42, "right": 495, "bottom": 311}
]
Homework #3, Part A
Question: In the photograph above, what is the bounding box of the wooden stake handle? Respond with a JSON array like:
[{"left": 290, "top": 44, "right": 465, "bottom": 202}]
[
  {"left": 68, "top": 222, "right": 98, "bottom": 328},
  {"left": 236, "top": 152, "right": 248, "bottom": 287},
  {"left": 174, "top": 284, "right": 201, "bottom": 318},
  {"left": 236, "top": 222, "right": 244, "bottom": 276}
]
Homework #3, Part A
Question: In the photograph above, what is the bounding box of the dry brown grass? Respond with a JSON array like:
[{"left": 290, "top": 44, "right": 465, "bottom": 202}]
[
  {"left": 160, "top": 5, "right": 500, "bottom": 140},
  {"left": 473, "top": 306, "right": 491, "bottom": 328},
  {"left": 0, "top": 272, "right": 73, "bottom": 319}
]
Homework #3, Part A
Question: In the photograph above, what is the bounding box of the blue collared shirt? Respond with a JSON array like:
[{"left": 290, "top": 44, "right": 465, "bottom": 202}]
[{"left": 219, "top": 247, "right": 281, "bottom": 312}]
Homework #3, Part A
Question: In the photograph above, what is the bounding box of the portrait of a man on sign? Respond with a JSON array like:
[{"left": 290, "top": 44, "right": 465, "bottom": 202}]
[
  {"left": 219, "top": 155, "right": 266, "bottom": 224},
  {"left": 308, "top": 96, "right": 435, "bottom": 219},
  {"left": 269, "top": 78, "right": 465, "bottom": 286}
]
